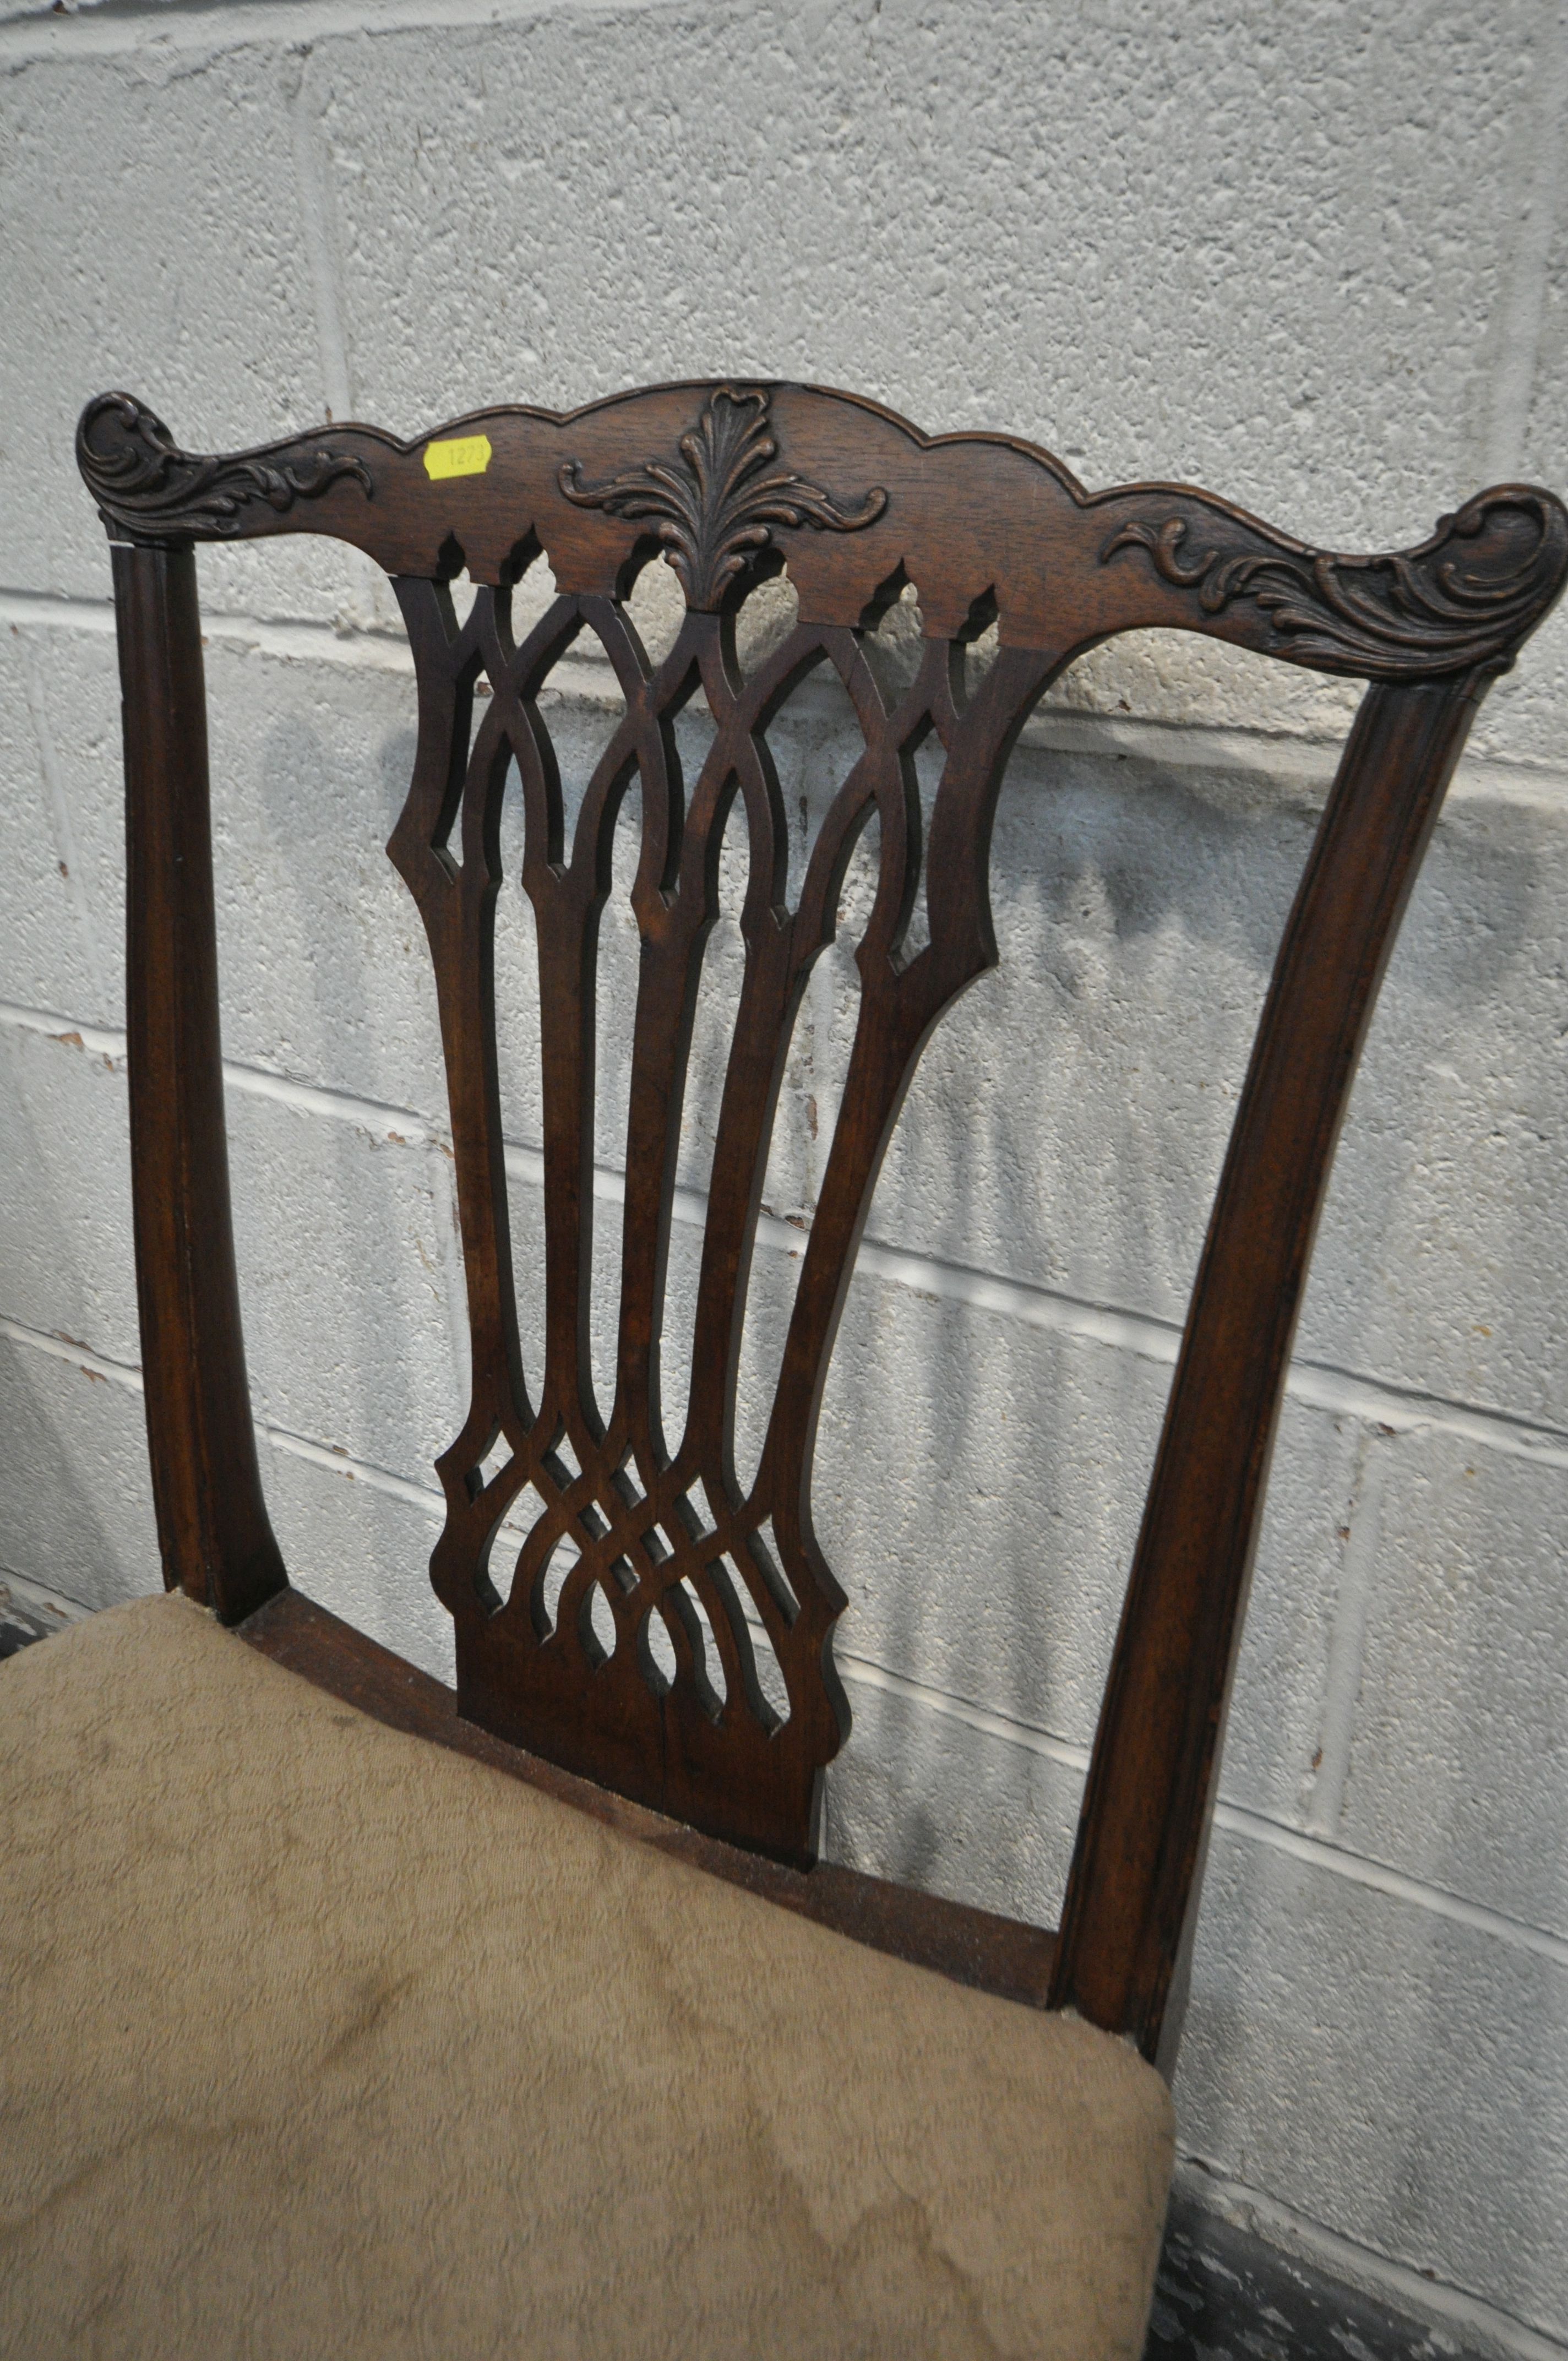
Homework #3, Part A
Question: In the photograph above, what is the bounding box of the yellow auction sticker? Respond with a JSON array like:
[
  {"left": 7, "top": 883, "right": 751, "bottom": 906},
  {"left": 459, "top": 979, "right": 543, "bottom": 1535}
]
[{"left": 422, "top": 433, "right": 493, "bottom": 482}]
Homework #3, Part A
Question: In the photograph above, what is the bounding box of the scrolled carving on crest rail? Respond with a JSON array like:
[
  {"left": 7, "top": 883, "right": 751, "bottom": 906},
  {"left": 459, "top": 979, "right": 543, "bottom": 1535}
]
[
  {"left": 558, "top": 383, "right": 888, "bottom": 610},
  {"left": 1099, "top": 486, "right": 1568, "bottom": 679},
  {"left": 77, "top": 391, "right": 373, "bottom": 538}
]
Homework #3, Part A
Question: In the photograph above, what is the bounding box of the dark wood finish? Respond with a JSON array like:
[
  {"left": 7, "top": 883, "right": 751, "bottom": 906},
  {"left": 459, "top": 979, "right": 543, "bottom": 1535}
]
[
  {"left": 385, "top": 543, "right": 1057, "bottom": 1863},
  {"left": 240, "top": 1584, "right": 1059, "bottom": 2011},
  {"left": 83, "top": 378, "right": 1568, "bottom": 2059},
  {"left": 113, "top": 540, "right": 286, "bottom": 1624},
  {"left": 79, "top": 384, "right": 1567, "bottom": 674},
  {"left": 1048, "top": 675, "right": 1482, "bottom": 2063}
]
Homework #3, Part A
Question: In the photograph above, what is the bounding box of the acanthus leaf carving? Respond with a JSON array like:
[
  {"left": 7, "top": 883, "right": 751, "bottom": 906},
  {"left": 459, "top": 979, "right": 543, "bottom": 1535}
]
[
  {"left": 1099, "top": 487, "right": 1568, "bottom": 679},
  {"left": 558, "top": 383, "right": 888, "bottom": 610},
  {"left": 77, "top": 391, "right": 373, "bottom": 539}
]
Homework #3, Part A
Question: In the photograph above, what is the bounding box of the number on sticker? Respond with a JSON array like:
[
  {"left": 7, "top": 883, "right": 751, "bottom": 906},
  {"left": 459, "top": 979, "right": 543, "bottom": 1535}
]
[{"left": 423, "top": 434, "right": 493, "bottom": 482}]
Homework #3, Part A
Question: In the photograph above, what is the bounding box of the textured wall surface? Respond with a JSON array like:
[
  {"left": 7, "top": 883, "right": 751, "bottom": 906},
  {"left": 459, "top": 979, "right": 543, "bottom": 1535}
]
[{"left": 2, "top": 1, "right": 1566, "bottom": 2350}]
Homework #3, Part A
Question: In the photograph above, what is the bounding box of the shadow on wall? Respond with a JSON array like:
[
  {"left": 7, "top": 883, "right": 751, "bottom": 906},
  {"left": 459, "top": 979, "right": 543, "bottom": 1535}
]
[{"left": 0, "top": 1332, "right": 159, "bottom": 1614}]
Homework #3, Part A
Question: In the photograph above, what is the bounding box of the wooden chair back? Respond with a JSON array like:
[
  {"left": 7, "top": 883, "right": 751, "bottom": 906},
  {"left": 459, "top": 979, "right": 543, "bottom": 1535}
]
[{"left": 79, "top": 379, "right": 1567, "bottom": 2064}]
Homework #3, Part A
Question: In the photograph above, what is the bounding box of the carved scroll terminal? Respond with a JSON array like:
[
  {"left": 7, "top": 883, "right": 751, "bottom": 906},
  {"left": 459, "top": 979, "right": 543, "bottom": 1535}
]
[
  {"left": 1099, "top": 487, "right": 1568, "bottom": 679},
  {"left": 77, "top": 391, "right": 373, "bottom": 540}
]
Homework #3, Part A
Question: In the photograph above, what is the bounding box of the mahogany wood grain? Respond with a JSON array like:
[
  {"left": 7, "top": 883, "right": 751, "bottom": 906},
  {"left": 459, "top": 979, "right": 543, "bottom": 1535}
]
[
  {"left": 1048, "top": 674, "right": 1482, "bottom": 2063},
  {"left": 114, "top": 541, "right": 286, "bottom": 1625},
  {"left": 239, "top": 1584, "right": 1059, "bottom": 2011},
  {"left": 83, "top": 378, "right": 1568, "bottom": 2061},
  {"left": 79, "top": 384, "right": 1568, "bottom": 678}
]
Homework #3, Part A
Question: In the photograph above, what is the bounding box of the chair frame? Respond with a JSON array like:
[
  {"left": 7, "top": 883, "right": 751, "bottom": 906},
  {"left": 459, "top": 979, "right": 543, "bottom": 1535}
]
[{"left": 79, "top": 379, "right": 1567, "bottom": 2069}]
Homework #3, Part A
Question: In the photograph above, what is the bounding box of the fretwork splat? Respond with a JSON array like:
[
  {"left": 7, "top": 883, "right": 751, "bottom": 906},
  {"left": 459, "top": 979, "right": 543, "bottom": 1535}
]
[{"left": 388, "top": 561, "right": 1051, "bottom": 1861}]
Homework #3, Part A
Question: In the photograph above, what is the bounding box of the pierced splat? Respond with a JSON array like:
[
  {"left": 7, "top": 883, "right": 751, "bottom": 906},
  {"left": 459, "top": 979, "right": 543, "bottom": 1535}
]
[{"left": 387, "top": 425, "right": 1056, "bottom": 1857}]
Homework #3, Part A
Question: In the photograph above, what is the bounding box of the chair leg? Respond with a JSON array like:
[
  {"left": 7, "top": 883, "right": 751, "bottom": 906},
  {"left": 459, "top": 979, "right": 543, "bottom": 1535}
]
[{"left": 113, "top": 538, "right": 286, "bottom": 1623}]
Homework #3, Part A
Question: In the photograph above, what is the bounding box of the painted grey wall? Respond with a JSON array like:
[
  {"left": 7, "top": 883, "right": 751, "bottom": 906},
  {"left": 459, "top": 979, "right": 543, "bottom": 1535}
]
[{"left": 2, "top": 2, "right": 1565, "bottom": 2351}]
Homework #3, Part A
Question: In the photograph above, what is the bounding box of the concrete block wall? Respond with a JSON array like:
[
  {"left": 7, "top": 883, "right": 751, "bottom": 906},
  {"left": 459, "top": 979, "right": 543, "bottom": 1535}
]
[{"left": 2, "top": 0, "right": 1566, "bottom": 2348}]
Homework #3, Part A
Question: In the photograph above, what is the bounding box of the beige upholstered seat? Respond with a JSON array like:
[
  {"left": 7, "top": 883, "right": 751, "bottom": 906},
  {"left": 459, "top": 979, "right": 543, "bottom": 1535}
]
[{"left": 1, "top": 1594, "right": 1172, "bottom": 2361}]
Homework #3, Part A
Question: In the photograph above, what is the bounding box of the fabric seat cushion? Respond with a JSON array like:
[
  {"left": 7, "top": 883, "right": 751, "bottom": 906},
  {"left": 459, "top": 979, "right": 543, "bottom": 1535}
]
[{"left": 0, "top": 1591, "right": 1173, "bottom": 2360}]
